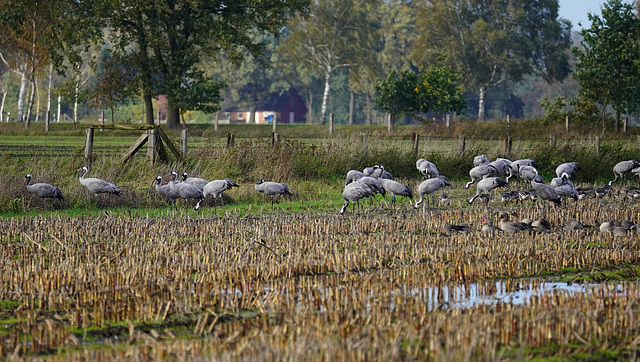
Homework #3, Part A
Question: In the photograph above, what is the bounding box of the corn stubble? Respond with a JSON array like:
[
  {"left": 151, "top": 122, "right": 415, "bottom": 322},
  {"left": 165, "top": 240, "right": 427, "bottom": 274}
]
[{"left": 0, "top": 198, "right": 638, "bottom": 360}]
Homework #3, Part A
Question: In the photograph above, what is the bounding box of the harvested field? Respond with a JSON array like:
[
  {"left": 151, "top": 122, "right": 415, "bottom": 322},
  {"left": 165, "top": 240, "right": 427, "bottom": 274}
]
[{"left": 0, "top": 196, "right": 638, "bottom": 359}]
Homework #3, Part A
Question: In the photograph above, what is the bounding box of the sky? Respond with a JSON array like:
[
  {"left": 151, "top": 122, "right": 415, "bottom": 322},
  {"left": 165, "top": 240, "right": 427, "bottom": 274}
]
[{"left": 558, "top": 0, "right": 635, "bottom": 30}]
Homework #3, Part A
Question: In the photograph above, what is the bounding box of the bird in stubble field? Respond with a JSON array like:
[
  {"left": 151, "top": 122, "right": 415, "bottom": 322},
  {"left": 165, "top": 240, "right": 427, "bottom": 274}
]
[
  {"left": 79, "top": 166, "right": 121, "bottom": 196},
  {"left": 169, "top": 175, "right": 205, "bottom": 210},
  {"left": 25, "top": 174, "right": 64, "bottom": 207},
  {"left": 203, "top": 178, "right": 239, "bottom": 205},
  {"left": 363, "top": 165, "right": 393, "bottom": 180},
  {"left": 609, "top": 160, "right": 640, "bottom": 186},
  {"left": 345, "top": 169, "right": 365, "bottom": 186},
  {"left": 466, "top": 164, "right": 500, "bottom": 189},
  {"left": 468, "top": 177, "right": 507, "bottom": 204},
  {"left": 498, "top": 213, "right": 534, "bottom": 235},
  {"left": 530, "top": 170, "right": 561, "bottom": 207},
  {"left": 506, "top": 159, "right": 536, "bottom": 182},
  {"left": 182, "top": 172, "right": 208, "bottom": 190},
  {"left": 378, "top": 178, "right": 412, "bottom": 208},
  {"left": 154, "top": 176, "right": 180, "bottom": 204},
  {"left": 473, "top": 154, "right": 489, "bottom": 166},
  {"left": 355, "top": 176, "right": 385, "bottom": 205},
  {"left": 340, "top": 182, "right": 369, "bottom": 214},
  {"left": 255, "top": 180, "right": 293, "bottom": 209},
  {"left": 555, "top": 162, "right": 580, "bottom": 179},
  {"left": 416, "top": 158, "right": 439, "bottom": 179},
  {"left": 414, "top": 176, "right": 451, "bottom": 209}
]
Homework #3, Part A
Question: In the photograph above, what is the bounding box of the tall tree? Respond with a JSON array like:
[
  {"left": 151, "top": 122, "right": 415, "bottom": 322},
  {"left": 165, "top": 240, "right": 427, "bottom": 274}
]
[
  {"left": 572, "top": 0, "right": 640, "bottom": 133},
  {"left": 281, "top": 0, "right": 381, "bottom": 124},
  {"left": 413, "top": 0, "right": 572, "bottom": 119},
  {"left": 100, "top": 0, "right": 308, "bottom": 128}
]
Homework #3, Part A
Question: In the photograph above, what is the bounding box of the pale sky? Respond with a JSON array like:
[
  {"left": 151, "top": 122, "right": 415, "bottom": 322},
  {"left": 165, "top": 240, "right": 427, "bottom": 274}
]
[{"left": 558, "top": 0, "right": 635, "bottom": 30}]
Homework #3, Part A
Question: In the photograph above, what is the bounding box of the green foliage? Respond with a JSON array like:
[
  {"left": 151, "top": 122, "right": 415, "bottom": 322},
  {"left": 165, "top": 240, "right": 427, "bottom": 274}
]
[
  {"left": 374, "top": 61, "right": 466, "bottom": 119},
  {"left": 539, "top": 96, "right": 567, "bottom": 125},
  {"left": 374, "top": 69, "right": 418, "bottom": 118},
  {"left": 572, "top": 0, "right": 640, "bottom": 129},
  {"left": 413, "top": 0, "right": 572, "bottom": 119}
]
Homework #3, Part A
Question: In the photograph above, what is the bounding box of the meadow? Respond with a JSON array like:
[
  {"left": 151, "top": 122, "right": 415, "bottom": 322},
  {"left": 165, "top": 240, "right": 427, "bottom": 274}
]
[{"left": 0, "top": 120, "right": 639, "bottom": 360}]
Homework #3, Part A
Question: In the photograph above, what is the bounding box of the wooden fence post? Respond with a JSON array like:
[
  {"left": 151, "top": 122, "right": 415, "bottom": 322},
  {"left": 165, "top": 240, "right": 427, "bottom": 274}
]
[
  {"left": 361, "top": 133, "right": 369, "bottom": 157},
  {"left": 549, "top": 134, "right": 556, "bottom": 148},
  {"left": 387, "top": 113, "right": 393, "bottom": 133},
  {"left": 227, "top": 133, "right": 235, "bottom": 148},
  {"left": 85, "top": 128, "right": 94, "bottom": 159},
  {"left": 595, "top": 136, "right": 601, "bottom": 157},
  {"left": 214, "top": 111, "right": 219, "bottom": 132},
  {"left": 45, "top": 111, "right": 50, "bottom": 132},
  {"left": 412, "top": 133, "right": 420, "bottom": 159},
  {"left": 329, "top": 113, "right": 334, "bottom": 136},
  {"left": 272, "top": 132, "right": 280, "bottom": 146},
  {"left": 445, "top": 114, "right": 450, "bottom": 128},
  {"left": 459, "top": 135, "right": 466, "bottom": 157},
  {"left": 565, "top": 115, "right": 570, "bottom": 133},
  {"left": 272, "top": 113, "right": 277, "bottom": 133},
  {"left": 505, "top": 135, "right": 512, "bottom": 155},
  {"left": 147, "top": 129, "right": 156, "bottom": 162},
  {"left": 623, "top": 117, "right": 628, "bottom": 134},
  {"left": 180, "top": 129, "right": 188, "bottom": 156}
]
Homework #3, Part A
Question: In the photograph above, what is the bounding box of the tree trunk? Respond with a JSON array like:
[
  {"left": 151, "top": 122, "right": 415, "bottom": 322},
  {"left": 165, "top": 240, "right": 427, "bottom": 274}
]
[
  {"left": 0, "top": 81, "right": 5, "bottom": 122},
  {"left": 477, "top": 85, "right": 486, "bottom": 120},
  {"left": 25, "top": 78, "right": 35, "bottom": 128},
  {"left": 249, "top": 105, "right": 257, "bottom": 124},
  {"left": 46, "top": 64, "right": 52, "bottom": 125},
  {"left": 143, "top": 94, "right": 154, "bottom": 125},
  {"left": 348, "top": 91, "right": 355, "bottom": 125},
  {"left": 167, "top": 102, "right": 181, "bottom": 128},
  {"left": 320, "top": 71, "right": 331, "bottom": 125},
  {"left": 56, "top": 94, "right": 61, "bottom": 123},
  {"left": 306, "top": 89, "right": 313, "bottom": 124},
  {"left": 615, "top": 110, "right": 620, "bottom": 133},
  {"left": 365, "top": 94, "right": 371, "bottom": 126},
  {"left": 34, "top": 77, "right": 40, "bottom": 123},
  {"left": 17, "top": 72, "right": 27, "bottom": 122},
  {"left": 73, "top": 82, "right": 78, "bottom": 125}
]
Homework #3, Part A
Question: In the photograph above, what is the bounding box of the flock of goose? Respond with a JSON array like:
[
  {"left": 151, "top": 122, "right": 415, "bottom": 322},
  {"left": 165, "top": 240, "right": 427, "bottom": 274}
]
[
  {"left": 341, "top": 156, "right": 640, "bottom": 236},
  {"left": 24, "top": 166, "right": 293, "bottom": 210}
]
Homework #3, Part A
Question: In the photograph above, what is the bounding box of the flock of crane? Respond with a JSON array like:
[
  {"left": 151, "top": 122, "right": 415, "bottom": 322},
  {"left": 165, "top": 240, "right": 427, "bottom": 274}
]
[
  {"left": 340, "top": 156, "right": 640, "bottom": 216},
  {"left": 22, "top": 155, "right": 640, "bottom": 222},
  {"left": 24, "top": 166, "right": 292, "bottom": 210}
]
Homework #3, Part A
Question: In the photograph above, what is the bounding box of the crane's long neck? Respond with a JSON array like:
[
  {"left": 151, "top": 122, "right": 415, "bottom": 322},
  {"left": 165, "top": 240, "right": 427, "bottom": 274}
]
[
  {"left": 25, "top": 176, "right": 31, "bottom": 186},
  {"left": 80, "top": 168, "right": 88, "bottom": 180}
]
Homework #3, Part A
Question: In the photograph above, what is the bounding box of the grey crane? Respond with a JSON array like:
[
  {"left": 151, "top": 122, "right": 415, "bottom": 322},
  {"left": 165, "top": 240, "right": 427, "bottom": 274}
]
[
  {"left": 25, "top": 174, "right": 63, "bottom": 207},
  {"left": 354, "top": 176, "right": 385, "bottom": 206},
  {"left": 378, "top": 178, "right": 412, "bottom": 208},
  {"left": 506, "top": 158, "right": 536, "bottom": 182},
  {"left": 345, "top": 170, "right": 365, "bottom": 186},
  {"left": 369, "top": 165, "right": 393, "bottom": 180},
  {"left": 518, "top": 165, "right": 543, "bottom": 183},
  {"left": 609, "top": 160, "right": 640, "bottom": 185},
  {"left": 530, "top": 170, "right": 561, "bottom": 207},
  {"left": 555, "top": 162, "right": 580, "bottom": 178},
  {"left": 488, "top": 158, "right": 511, "bottom": 176},
  {"left": 255, "top": 179, "right": 293, "bottom": 209},
  {"left": 553, "top": 174, "right": 578, "bottom": 202},
  {"left": 416, "top": 158, "right": 439, "bottom": 179},
  {"left": 473, "top": 154, "right": 489, "bottom": 166},
  {"left": 79, "top": 166, "right": 121, "bottom": 196},
  {"left": 182, "top": 172, "right": 208, "bottom": 190},
  {"left": 414, "top": 176, "right": 451, "bottom": 209},
  {"left": 154, "top": 176, "right": 180, "bottom": 203},
  {"left": 550, "top": 173, "right": 572, "bottom": 188},
  {"left": 468, "top": 177, "right": 507, "bottom": 204},
  {"left": 202, "top": 178, "right": 239, "bottom": 205},
  {"left": 465, "top": 164, "right": 500, "bottom": 189},
  {"left": 169, "top": 176, "right": 205, "bottom": 210},
  {"left": 362, "top": 166, "right": 377, "bottom": 177},
  {"left": 340, "top": 182, "right": 369, "bottom": 214}
]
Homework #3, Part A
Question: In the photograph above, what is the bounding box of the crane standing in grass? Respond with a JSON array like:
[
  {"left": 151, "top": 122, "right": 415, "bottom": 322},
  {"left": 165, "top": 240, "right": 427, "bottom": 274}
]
[
  {"left": 203, "top": 178, "right": 239, "bottom": 206},
  {"left": 79, "top": 166, "right": 121, "bottom": 196},
  {"left": 255, "top": 180, "right": 293, "bottom": 209},
  {"left": 378, "top": 178, "right": 412, "bottom": 208},
  {"left": 169, "top": 175, "right": 205, "bottom": 210},
  {"left": 340, "top": 182, "right": 369, "bottom": 214},
  {"left": 25, "top": 174, "right": 64, "bottom": 207},
  {"left": 414, "top": 176, "right": 451, "bottom": 209}
]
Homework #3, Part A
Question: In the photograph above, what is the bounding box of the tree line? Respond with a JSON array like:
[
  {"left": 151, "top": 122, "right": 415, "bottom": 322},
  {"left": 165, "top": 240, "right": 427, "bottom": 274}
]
[{"left": 0, "top": 0, "right": 639, "bottom": 131}]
